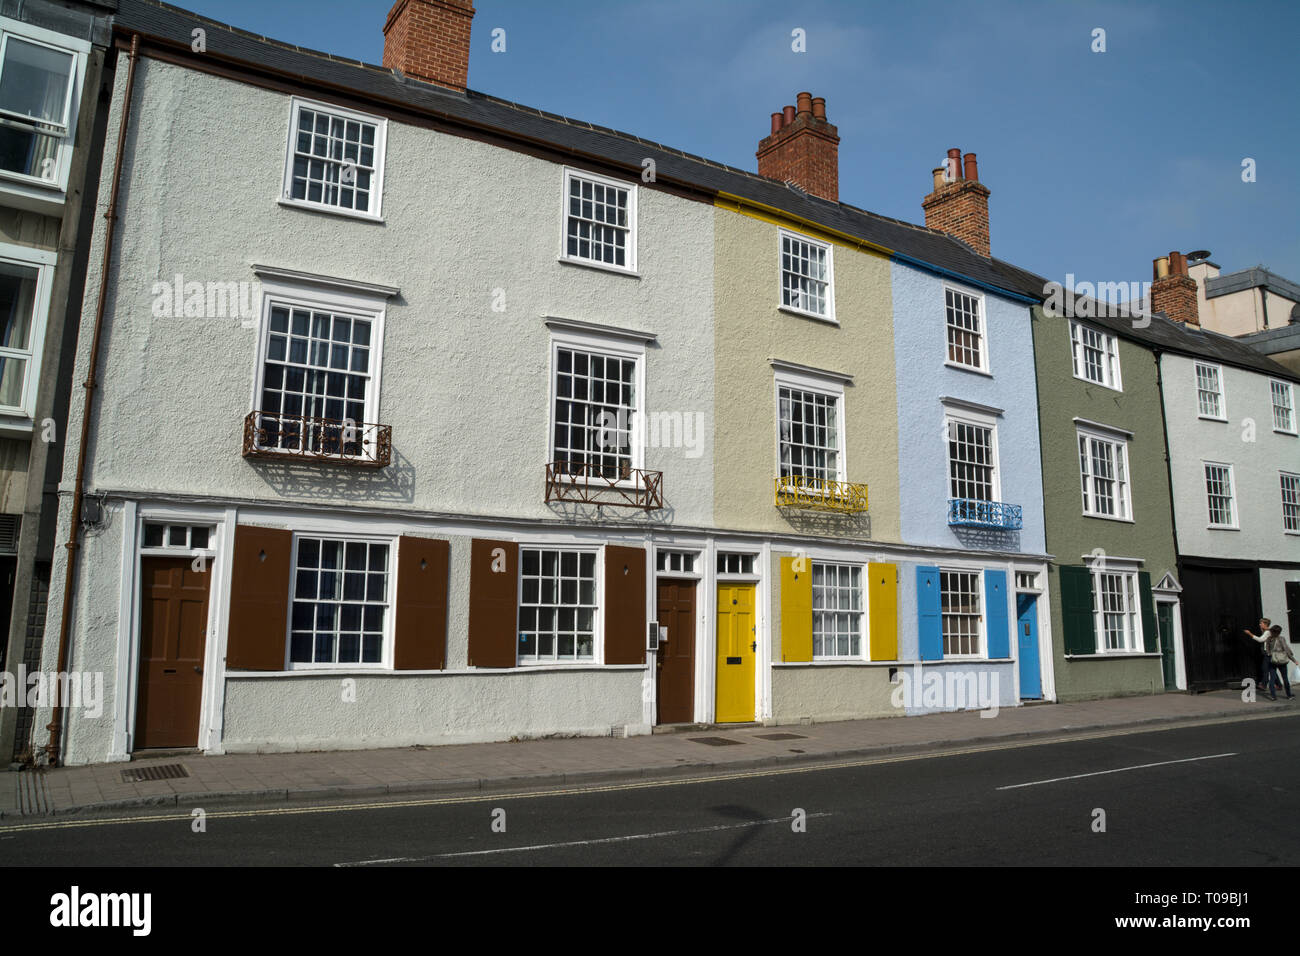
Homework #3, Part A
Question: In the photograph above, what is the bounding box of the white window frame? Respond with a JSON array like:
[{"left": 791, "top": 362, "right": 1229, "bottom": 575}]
[
  {"left": 809, "top": 560, "right": 865, "bottom": 660},
  {"left": 943, "top": 285, "right": 989, "bottom": 374},
  {"left": 716, "top": 550, "right": 760, "bottom": 580},
  {"left": 943, "top": 405, "right": 1001, "bottom": 504},
  {"left": 280, "top": 96, "right": 387, "bottom": 222},
  {"left": 516, "top": 544, "right": 602, "bottom": 666},
  {"left": 285, "top": 532, "right": 396, "bottom": 671},
  {"left": 774, "top": 367, "right": 847, "bottom": 486},
  {"left": 1271, "top": 379, "right": 1296, "bottom": 435},
  {"left": 547, "top": 325, "right": 647, "bottom": 487},
  {"left": 139, "top": 521, "right": 218, "bottom": 556},
  {"left": 558, "top": 167, "right": 638, "bottom": 275},
  {"left": 777, "top": 228, "right": 835, "bottom": 323},
  {"left": 1089, "top": 561, "right": 1144, "bottom": 654},
  {"left": 0, "top": 18, "right": 88, "bottom": 202},
  {"left": 0, "top": 241, "right": 56, "bottom": 423},
  {"left": 1194, "top": 361, "right": 1226, "bottom": 421},
  {"left": 249, "top": 275, "right": 389, "bottom": 457},
  {"left": 1203, "top": 461, "right": 1238, "bottom": 530},
  {"left": 1077, "top": 425, "right": 1133, "bottom": 521},
  {"left": 1068, "top": 320, "right": 1122, "bottom": 391},
  {"left": 939, "top": 566, "right": 985, "bottom": 659},
  {"left": 1281, "top": 471, "right": 1300, "bottom": 535}
]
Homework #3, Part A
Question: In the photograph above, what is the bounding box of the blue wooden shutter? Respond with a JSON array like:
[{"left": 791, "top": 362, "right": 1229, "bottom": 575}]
[
  {"left": 984, "top": 569, "right": 1009, "bottom": 659},
  {"left": 917, "top": 565, "right": 942, "bottom": 661}
]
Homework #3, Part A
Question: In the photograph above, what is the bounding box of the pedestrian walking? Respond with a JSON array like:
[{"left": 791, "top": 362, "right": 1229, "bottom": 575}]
[
  {"left": 1264, "top": 625, "right": 1297, "bottom": 701},
  {"left": 1244, "top": 618, "right": 1272, "bottom": 689}
]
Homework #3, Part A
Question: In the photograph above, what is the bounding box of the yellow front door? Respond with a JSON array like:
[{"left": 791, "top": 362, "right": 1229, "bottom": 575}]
[{"left": 715, "top": 583, "right": 756, "bottom": 722}]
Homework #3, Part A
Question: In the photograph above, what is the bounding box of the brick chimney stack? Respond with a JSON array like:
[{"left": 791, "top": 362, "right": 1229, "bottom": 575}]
[
  {"left": 1150, "top": 251, "right": 1200, "bottom": 325},
  {"left": 383, "top": 0, "right": 475, "bottom": 92},
  {"left": 922, "top": 147, "right": 991, "bottom": 257},
  {"left": 756, "top": 92, "right": 840, "bottom": 202}
]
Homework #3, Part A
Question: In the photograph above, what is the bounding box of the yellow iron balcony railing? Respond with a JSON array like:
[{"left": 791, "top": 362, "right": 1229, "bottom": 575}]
[{"left": 774, "top": 475, "right": 868, "bottom": 514}]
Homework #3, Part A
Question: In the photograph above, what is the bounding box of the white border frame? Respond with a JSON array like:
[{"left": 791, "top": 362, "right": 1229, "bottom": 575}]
[
  {"left": 1068, "top": 319, "right": 1123, "bottom": 392},
  {"left": 558, "top": 166, "right": 639, "bottom": 276},
  {"left": 1202, "top": 459, "right": 1239, "bottom": 530},
  {"left": 776, "top": 227, "right": 836, "bottom": 324},
  {"left": 279, "top": 95, "right": 388, "bottom": 223},
  {"left": 515, "top": 542, "right": 605, "bottom": 667},
  {"left": 941, "top": 401, "right": 1002, "bottom": 505},
  {"left": 1280, "top": 470, "right": 1300, "bottom": 536},
  {"left": 1193, "top": 361, "right": 1227, "bottom": 422},
  {"left": 1076, "top": 424, "right": 1134, "bottom": 522},
  {"left": 0, "top": 17, "right": 89, "bottom": 199},
  {"left": 773, "top": 365, "right": 848, "bottom": 487},
  {"left": 1270, "top": 379, "right": 1297, "bottom": 435},
  {"left": 936, "top": 564, "right": 987, "bottom": 661},
  {"left": 0, "top": 240, "right": 56, "bottom": 420},
  {"left": 942, "top": 283, "right": 990, "bottom": 376},
  {"left": 1084, "top": 554, "right": 1146, "bottom": 655}
]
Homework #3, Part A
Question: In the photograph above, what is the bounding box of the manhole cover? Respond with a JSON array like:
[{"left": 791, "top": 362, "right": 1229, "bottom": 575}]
[
  {"left": 755, "top": 732, "right": 807, "bottom": 740},
  {"left": 121, "top": 763, "right": 189, "bottom": 783},
  {"left": 689, "top": 736, "right": 744, "bottom": 746}
]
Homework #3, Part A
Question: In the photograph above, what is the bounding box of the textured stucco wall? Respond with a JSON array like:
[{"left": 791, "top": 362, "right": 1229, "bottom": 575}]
[
  {"left": 222, "top": 669, "right": 645, "bottom": 752},
  {"left": 1160, "top": 353, "right": 1300, "bottom": 565},
  {"left": 1030, "top": 306, "right": 1176, "bottom": 699},
  {"left": 712, "top": 209, "right": 899, "bottom": 540},
  {"left": 890, "top": 262, "right": 1045, "bottom": 554},
  {"left": 67, "top": 59, "right": 715, "bottom": 526}
]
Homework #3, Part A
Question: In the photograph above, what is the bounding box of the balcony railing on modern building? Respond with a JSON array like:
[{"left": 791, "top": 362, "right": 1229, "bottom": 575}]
[
  {"left": 242, "top": 411, "right": 392, "bottom": 468},
  {"left": 774, "top": 475, "right": 869, "bottom": 514},
  {"left": 947, "top": 498, "right": 1022, "bottom": 530},
  {"left": 545, "top": 460, "right": 664, "bottom": 511}
]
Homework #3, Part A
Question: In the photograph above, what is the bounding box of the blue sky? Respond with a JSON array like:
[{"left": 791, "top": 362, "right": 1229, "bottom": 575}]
[{"left": 186, "top": 0, "right": 1299, "bottom": 286}]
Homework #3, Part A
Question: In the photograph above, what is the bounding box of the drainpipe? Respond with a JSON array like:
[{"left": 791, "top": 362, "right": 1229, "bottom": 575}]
[
  {"left": 1260, "top": 285, "right": 1270, "bottom": 330},
  {"left": 1151, "top": 346, "right": 1188, "bottom": 692},
  {"left": 43, "top": 34, "right": 140, "bottom": 767}
]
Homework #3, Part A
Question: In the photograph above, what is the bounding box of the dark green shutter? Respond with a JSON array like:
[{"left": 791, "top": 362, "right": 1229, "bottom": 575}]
[
  {"left": 1059, "top": 564, "right": 1096, "bottom": 656},
  {"left": 1138, "top": 571, "right": 1158, "bottom": 653}
]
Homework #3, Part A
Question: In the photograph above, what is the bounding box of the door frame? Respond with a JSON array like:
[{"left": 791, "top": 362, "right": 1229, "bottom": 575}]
[
  {"left": 1152, "top": 573, "right": 1185, "bottom": 691},
  {"left": 708, "top": 540, "right": 769, "bottom": 723},
  {"left": 1013, "top": 563, "right": 1055, "bottom": 702},
  {"left": 112, "top": 502, "right": 236, "bottom": 761},
  {"left": 650, "top": 544, "right": 704, "bottom": 724}
]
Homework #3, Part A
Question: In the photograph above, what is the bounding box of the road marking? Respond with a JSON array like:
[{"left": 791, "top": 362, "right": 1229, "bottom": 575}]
[
  {"left": 996, "top": 753, "right": 1237, "bottom": 790},
  {"left": 1, "top": 712, "right": 1287, "bottom": 834},
  {"left": 334, "top": 812, "right": 834, "bottom": 866}
]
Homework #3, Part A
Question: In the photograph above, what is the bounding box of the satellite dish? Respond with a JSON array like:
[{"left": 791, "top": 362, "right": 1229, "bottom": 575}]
[{"left": 1186, "top": 250, "right": 1211, "bottom": 262}]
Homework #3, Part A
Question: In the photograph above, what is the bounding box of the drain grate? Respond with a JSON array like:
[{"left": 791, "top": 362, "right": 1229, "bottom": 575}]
[
  {"left": 689, "top": 736, "right": 744, "bottom": 747},
  {"left": 755, "top": 732, "right": 807, "bottom": 741},
  {"left": 121, "top": 763, "right": 189, "bottom": 783}
]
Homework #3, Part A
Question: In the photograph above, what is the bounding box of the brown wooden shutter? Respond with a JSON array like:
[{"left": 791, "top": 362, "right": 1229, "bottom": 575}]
[
  {"left": 226, "top": 525, "right": 293, "bottom": 671},
  {"left": 604, "top": 544, "right": 646, "bottom": 665},
  {"left": 394, "top": 536, "right": 450, "bottom": 670},
  {"left": 468, "top": 538, "right": 518, "bottom": 667}
]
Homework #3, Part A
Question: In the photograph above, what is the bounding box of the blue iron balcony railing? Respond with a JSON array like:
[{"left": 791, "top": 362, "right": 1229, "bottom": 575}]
[{"left": 948, "top": 498, "right": 1022, "bottom": 530}]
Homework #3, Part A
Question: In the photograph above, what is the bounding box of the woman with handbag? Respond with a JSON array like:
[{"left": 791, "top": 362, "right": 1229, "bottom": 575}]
[{"left": 1264, "top": 625, "right": 1297, "bottom": 701}]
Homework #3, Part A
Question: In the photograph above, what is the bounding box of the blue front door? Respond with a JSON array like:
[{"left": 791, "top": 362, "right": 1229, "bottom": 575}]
[{"left": 1016, "top": 593, "right": 1042, "bottom": 700}]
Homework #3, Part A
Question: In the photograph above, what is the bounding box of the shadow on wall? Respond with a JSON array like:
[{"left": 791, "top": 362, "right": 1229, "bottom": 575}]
[
  {"left": 245, "top": 446, "right": 417, "bottom": 503},
  {"left": 778, "top": 507, "right": 871, "bottom": 539},
  {"left": 545, "top": 500, "right": 678, "bottom": 526},
  {"left": 951, "top": 525, "right": 1020, "bottom": 552}
]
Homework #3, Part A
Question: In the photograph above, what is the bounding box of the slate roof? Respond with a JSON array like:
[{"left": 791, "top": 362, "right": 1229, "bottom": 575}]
[{"left": 113, "top": 0, "right": 1296, "bottom": 383}]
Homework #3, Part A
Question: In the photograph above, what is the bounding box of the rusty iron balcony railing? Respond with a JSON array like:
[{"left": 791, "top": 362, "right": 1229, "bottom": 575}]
[
  {"left": 243, "top": 411, "right": 392, "bottom": 468},
  {"left": 774, "top": 474, "right": 869, "bottom": 514},
  {"left": 545, "top": 460, "right": 664, "bottom": 511},
  {"left": 947, "top": 498, "right": 1022, "bottom": 530}
]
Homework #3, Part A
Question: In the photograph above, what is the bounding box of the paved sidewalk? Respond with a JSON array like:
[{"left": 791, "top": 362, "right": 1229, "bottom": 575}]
[{"left": 3, "top": 690, "right": 1294, "bottom": 818}]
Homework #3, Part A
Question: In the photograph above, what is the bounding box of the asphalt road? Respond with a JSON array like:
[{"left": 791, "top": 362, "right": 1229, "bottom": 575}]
[{"left": 3, "top": 713, "right": 1297, "bottom": 866}]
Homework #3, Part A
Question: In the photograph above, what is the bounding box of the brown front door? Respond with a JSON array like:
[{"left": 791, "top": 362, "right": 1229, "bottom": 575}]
[
  {"left": 655, "top": 579, "right": 696, "bottom": 724},
  {"left": 135, "top": 557, "right": 211, "bottom": 749}
]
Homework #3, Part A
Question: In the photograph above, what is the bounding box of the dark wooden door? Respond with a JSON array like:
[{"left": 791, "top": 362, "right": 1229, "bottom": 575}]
[
  {"left": 1157, "top": 602, "right": 1177, "bottom": 690},
  {"left": 136, "top": 557, "right": 211, "bottom": 749},
  {"left": 1179, "top": 564, "right": 1261, "bottom": 687},
  {"left": 655, "top": 579, "right": 696, "bottom": 724}
]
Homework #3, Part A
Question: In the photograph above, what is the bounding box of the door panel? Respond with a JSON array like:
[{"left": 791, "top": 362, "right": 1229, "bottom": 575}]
[
  {"left": 655, "top": 579, "right": 696, "bottom": 724},
  {"left": 715, "top": 583, "right": 755, "bottom": 723},
  {"left": 1016, "top": 593, "right": 1041, "bottom": 700},
  {"left": 136, "top": 557, "right": 211, "bottom": 749},
  {"left": 1157, "top": 601, "right": 1177, "bottom": 689}
]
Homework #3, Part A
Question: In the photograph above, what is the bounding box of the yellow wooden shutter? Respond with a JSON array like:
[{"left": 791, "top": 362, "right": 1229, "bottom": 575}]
[
  {"left": 781, "top": 555, "right": 812, "bottom": 662},
  {"left": 868, "top": 562, "right": 898, "bottom": 661}
]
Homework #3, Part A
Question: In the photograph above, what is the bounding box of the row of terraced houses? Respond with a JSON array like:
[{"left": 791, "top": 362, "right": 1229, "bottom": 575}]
[{"left": 0, "top": 0, "right": 1296, "bottom": 766}]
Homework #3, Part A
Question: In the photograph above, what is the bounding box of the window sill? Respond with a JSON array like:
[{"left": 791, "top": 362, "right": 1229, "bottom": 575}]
[
  {"left": 277, "top": 197, "right": 385, "bottom": 224},
  {"left": 1082, "top": 512, "right": 1135, "bottom": 524},
  {"left": 0, "top": 415, "right": 34, "bottom": 440},
  {"left": 232, "top": 663, "right": 649, "bottom": 677},
  {"left": 1206, "top": 524, "right": 1240, "bottom": 531},
  {"left": 1273, "top": 429, "right": 1298, "bottom": 437},
  {"left": 775, "top": 659, "right": 896, "bottom": 667},
  {"left": 1072, "top": 373, "right": 1122, "bottom": 393},
  {"left": 943, "top": 361, "right": 992, "bottom": 378},
  {"left": 1196, "top": 414, "right": 1228, "bottom": 423},
  {"left": 557, "top": 256, "right": 640, "bottom": 279},
  {"left": 1064, "top": 652, "right": 1161, "bottom": 660},
  {"left": 0, "top": 175, "right": 67, "bottom": 214},
  {"left": 777, "top": 305, "right": 837, "bottom": 326}
]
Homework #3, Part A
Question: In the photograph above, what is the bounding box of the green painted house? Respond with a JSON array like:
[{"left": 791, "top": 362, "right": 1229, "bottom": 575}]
[{"left": 1029, "top": 300, "right": 1184, "bottom": 700}]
